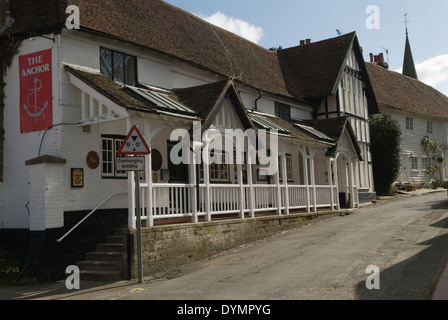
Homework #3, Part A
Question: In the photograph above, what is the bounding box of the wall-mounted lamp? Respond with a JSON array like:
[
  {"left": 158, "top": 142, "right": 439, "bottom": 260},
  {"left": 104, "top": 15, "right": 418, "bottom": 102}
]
[{"left": 28, "top": 34, "right": 55, "bottom": 43}]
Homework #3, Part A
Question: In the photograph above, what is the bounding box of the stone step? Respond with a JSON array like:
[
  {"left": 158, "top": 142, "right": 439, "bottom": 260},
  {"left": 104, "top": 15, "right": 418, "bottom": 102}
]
[
  {"left": 76, "top": 231, "right": 126, "bottom": 282},
  {"left": 80, "top": 269, "right": 123, "bottom": 282},
  {"left": 96, "top": 242, "right": 122, "bottom": 252},
  {"left": 77, "top": 259, "right": 123, "bottom": 270},
  {"left": 86, "top": 251, "right": 123, "bottom": 261},
  {"left": 106, "top": 235, "right": 124, "bottom": 244}
]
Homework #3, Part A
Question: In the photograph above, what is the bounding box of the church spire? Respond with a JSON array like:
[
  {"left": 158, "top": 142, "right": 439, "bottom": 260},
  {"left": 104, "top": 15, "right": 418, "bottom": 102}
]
[{"left": 402, "top": 14, "right": 418, "bottom": 79}]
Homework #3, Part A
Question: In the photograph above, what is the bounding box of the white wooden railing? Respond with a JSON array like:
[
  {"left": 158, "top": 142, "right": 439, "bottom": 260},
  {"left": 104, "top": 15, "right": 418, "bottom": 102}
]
[
  {"left": 135, "top": 182, "right": 348, "bottom": 226},
  {"left": 288, "top": 185, "right": 308, "bottom": 210},
  {"left": 252, "top": 185, "right": 280, "bottom": 212}
]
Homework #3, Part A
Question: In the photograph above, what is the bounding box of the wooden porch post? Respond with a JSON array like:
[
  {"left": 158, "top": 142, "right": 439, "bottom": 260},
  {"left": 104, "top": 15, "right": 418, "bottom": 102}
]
[
  {"left": 190, "top": 143, "right": 198, "bottom": 223},
  {"left": 354, "top": 160, "right": 360, "bottom": 208},
  {"left": 334, "top": 156, "right": 340, "bottom": 210},
  {"left": 348, "top": 158, "right": 354, "bottom": 209},
  {"left": 309, "top": 153, "right": 317, "bottom": 212},
  {"left": 204, "top": 160, "right": 211, "bottom": 221},
  {"left": 301, "top": 146, "right": 310, "bottom": 213},
  {"left": 275, "top": 155, "right": 282, "bottom": 216},
  {"left": 237, "top": 162, "right": 245, "bottom": 219},
  {"left": 328, "top": 158, "right": 335, "bottom": 210},
  {"left": 144, "top": 120, "right": 154, "bottom": 227},
  {"left": 281, "top": 153, "right": 289, "bottom": 215},
  {"left": 247, "top": 151, "right": 255, "bottom": 218}
]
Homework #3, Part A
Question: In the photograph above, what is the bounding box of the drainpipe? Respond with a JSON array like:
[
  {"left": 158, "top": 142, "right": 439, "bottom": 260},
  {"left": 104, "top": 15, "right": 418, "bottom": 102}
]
[{"left": 254, "top": 89, "right": 262, "bottom": 111}]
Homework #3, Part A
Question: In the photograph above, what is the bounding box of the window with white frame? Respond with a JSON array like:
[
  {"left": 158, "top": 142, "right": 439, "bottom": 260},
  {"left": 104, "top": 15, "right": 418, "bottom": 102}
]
[
  {"left": 278, "top": 155, "right": 293, "bottom": 182},
  {"left": 410, "top": 156, "right": 418, "bottom": 171},
  {"left": 406, "top": 117, "right": 414, "bottom": 130},
  {"left": 422, "top": 157, "right": 430, "bottom": 171},
  {"left": 286, "top": 154, "right": 293, "bottom": 181},
  {"left": 102, "top": 135, "right": 127, "bottom": 178},
  {"left": 201, "top": 151, "right": 230, "bottom": 182},
  {"left": 427, "top": 121, "right": 433, "bottom": 134}
]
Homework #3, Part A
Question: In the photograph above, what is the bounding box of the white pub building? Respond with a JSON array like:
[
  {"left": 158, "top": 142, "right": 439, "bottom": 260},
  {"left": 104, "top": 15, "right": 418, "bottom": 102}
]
[{"left": 0, "top": 0, "right": 378, "bottom": 280}]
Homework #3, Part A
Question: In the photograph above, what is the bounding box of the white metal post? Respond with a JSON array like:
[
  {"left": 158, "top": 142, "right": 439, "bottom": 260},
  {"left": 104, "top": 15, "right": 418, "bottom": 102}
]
[
  {"left": 135, "top": 170, "right": 143, "bottom": 283},
  {"left": 126, "top": 119, "right": 136, "bottom": 228}
]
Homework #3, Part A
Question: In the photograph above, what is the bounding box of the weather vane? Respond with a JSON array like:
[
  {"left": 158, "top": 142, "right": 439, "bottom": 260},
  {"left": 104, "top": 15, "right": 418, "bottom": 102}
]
[{"left": 404, "top": 13, "right": 409, "bottom": 35}]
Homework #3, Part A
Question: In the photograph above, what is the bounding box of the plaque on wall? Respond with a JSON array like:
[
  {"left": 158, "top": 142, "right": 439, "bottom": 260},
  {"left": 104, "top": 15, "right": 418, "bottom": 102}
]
[
  {"left": 86, "top": 151, "right": 100, "bottom": 169},
  {"left": 71, "top": 168, "right": 84, "bottom": 188},
  {"left": 151, "top": 149, "right": 163, "bottom": 171}
]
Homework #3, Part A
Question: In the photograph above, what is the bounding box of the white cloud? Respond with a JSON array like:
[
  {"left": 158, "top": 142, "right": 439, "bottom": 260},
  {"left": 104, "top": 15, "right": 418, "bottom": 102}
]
[
  {"left": 395, "top": 54, "right": 448, "bottom": 96},
  {"left": 198, "top": 12, "right": 264, "bottom": 44},
  {"left": 416, "top": 54, "right": 448, "bottom": 96}
]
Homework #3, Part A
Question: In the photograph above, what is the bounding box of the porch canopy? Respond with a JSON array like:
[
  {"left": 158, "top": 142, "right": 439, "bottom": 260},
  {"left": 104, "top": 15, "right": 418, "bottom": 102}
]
[{"left": 65, "top": 66, "right": 362, "bottom": 228}]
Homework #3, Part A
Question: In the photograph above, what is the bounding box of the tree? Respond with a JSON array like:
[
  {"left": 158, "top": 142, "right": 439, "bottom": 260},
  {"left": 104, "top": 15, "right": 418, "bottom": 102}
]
[
  {"left": 370, "top": 113, "right": 402, "bottom": 195},
  {"left": 421, "top": 136, "right": 444, "bottom": 184},
  {"left": 269, "top": 46, "right": 282, "bottom": 52}
]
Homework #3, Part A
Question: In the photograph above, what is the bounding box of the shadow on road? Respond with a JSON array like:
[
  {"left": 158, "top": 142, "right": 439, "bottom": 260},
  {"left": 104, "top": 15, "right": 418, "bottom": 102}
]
[{"left": 355, "top": 216, "right": 448, "bottom": 300}]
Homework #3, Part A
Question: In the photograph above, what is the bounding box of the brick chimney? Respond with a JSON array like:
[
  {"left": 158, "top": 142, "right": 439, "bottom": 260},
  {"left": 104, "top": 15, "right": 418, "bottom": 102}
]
[
  {"left": 300, "top": 39, "right": 312, "bottom": 45},
  {"left": 369, "top": 52, "right": 389, "bottom": 70}
]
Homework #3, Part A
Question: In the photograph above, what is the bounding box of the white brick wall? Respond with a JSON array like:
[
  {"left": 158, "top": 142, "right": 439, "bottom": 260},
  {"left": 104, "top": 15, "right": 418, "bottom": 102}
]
[{"left": 1, "top": 36, "right": 60, "bottom": 229}]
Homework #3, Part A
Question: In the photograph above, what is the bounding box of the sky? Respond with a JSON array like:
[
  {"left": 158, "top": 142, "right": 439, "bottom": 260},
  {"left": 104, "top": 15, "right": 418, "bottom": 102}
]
[{"left": 164, "top": 0, "right": 448, "bottom": 96}]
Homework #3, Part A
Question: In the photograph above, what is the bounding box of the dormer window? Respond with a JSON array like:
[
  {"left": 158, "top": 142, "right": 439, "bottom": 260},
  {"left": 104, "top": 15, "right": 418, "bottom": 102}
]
[
  {"left": 275, "top": 102, "right": 291, "bottom": 123},
  {"left": 100, "top": 47, "right": 137, "bottom": 86}
]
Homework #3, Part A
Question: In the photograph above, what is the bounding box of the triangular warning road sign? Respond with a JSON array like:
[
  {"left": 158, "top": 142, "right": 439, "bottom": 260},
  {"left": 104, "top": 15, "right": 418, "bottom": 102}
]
[{"left": 118, "top": 125, "right": 151, "bottom": 155}]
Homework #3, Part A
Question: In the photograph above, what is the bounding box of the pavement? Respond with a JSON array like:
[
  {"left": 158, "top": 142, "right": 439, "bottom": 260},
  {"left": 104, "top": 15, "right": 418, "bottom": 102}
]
[{"left": 1, "top": 188, "right": 447, "bottom": 301}]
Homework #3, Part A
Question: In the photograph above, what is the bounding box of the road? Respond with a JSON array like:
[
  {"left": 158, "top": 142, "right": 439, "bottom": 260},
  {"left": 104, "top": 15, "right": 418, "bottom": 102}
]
[{"left": 3, "top": 191, "right": 448, "bottom": 300}]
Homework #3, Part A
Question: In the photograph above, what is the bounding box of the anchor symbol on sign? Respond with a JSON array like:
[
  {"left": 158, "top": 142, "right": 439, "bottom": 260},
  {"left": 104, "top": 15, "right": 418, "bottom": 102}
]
[{"left": 23, "top": 77, "right": 48, "bottom": 121}]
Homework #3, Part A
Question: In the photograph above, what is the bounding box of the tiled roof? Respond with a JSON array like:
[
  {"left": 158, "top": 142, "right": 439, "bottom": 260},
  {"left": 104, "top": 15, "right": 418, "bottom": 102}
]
[
  {"left": 59, "top": 0, "right": 289, "bottom": 99},
  {"left": 2, "top": 0, "right": 65, "bottom": 36},
  {"left": 278, "top": 32, "right": 356, "bottom": 99},
  {"left": 172, "top": 79, "right": 257, "bottom": 133},
  {"left": 365, "top": 63, "right": 448, "bottom": 119},
  {"left": 303, "top": 117, "right": 363, "bottom": 159},
  {"left": 172, "top": 78, "right": 330, "bottom": 145},
  {"left": 249, "top": 111, "right": 330, "bottom": 145},
  {"left": 64, "top": 65, "right": 157, "bottom": 114},
  {"left": 65, "top": 62, "right": 332, "bottom": 147},
  {"left": 172, "top": 80, "right": 231, "bottom": 121},
  {"left": 4, "top": 0, "right": 362, "bottom": 106},
  {"left": 293, "top": 123, "right": 334, "bottom": 143}
]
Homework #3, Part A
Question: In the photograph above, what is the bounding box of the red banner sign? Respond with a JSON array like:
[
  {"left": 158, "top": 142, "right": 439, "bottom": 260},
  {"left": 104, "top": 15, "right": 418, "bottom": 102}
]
[{"left": 19, "top": 49, "right": 53, "bottom": 133}]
